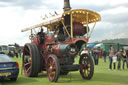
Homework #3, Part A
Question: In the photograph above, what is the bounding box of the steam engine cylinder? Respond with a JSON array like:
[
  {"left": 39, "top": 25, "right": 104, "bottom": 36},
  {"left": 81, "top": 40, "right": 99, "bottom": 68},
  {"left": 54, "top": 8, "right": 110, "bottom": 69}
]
[{"left": 52, "top": 44, "right": 78, "bottom": 57}]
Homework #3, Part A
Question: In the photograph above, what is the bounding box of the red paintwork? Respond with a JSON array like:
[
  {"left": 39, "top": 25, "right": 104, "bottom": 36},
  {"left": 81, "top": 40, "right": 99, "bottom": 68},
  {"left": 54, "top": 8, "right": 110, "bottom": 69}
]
[
  {"left": 51, "top": 44, "right": 61, "bottom": 56},
  {"left": 45, "top": 35, "right": 55, "bottom": 45},
  {"left": 29, "top": 34, "right": 89, "bottom": 67},
  {"left": 32, "top": 35, "right": 40, "bottom": 44},
  {"left": 65, "top": 38, "right": 89, "bottom": 44}
]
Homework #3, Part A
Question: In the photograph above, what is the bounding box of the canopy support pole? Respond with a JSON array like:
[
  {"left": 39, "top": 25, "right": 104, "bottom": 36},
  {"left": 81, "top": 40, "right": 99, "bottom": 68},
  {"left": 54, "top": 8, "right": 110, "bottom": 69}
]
[
  {"left": 86, "top": 12, "right": 89, "bottom": 38},
  {"left": 88, "top": 22, "right": 96, "bottom": 38},
  {"left": 61, "top": 21, "right": 71, "bottom": 37},
  {"left": 70, "top": 13, "right": 73, "bottom": 39}
]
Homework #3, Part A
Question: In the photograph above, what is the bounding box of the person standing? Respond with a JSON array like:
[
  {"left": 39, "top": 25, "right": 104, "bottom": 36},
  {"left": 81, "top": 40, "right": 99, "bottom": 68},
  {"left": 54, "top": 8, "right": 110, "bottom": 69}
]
[
  {"left": 94, "top": 48, "right": 99, "bottom": 65},
  {"left": 37, "top": 28, "right": 45, "bottom": 44},
  {"left": 112, "top": 55, "right": 117, "bottom": 71},
  {"left": 14, "top": 48, "right": 18, "bottom": 58},
  {"left": 88, "top": 48, "right": 92, "bottom": 56},
  {"left": 121, "top": 47, "right": 128, "bottom": 69},
  {"left": 103, "top": 50, "right": 107, "bottom": 63},
  {"left": 109, "top": 45, "right": 115, "bottom": 70},
  {"left": 81, "top": 47, "right": 88, "bottom": 55},
  {"left": 115, "top": 50, "right": 122, "bottom": 70},
  {"left": 92, "top": 48, "right": 95, "bottom": 63}
]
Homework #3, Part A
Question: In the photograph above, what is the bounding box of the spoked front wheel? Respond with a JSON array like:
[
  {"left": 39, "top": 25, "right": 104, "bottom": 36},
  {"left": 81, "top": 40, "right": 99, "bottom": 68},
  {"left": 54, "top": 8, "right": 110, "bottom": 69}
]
[
  {"left": 47, "top": 54, "right": 60, "bottom": 82},
  {"left": 79, "top": 53, "right": 94, "bottom": 80}
]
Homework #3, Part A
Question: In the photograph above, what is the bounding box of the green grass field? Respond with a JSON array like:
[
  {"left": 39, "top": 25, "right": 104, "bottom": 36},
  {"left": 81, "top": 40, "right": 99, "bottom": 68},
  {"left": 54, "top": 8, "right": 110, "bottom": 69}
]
[{"left": 1, "top": 56, "right": 128, "bottom": 85}]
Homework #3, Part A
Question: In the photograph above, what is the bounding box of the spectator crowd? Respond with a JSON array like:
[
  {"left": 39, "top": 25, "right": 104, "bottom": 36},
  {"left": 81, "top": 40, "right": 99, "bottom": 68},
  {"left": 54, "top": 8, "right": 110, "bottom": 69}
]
[{"left": 81, "top": 45, "right": 128, "bottom": 70}]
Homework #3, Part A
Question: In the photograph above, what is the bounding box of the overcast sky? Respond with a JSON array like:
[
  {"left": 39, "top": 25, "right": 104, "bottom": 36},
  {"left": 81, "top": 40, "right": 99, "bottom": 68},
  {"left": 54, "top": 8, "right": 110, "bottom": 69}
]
[{"left": 0, "top": 0, "right": 128, "bottom": 46}]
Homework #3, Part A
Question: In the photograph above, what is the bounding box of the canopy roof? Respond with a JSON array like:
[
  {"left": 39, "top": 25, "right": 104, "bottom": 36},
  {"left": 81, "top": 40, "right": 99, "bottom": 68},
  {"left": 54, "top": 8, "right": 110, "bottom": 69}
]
[
  {"left": 21, "top": 9, "right": 101, "bottom": 32},
  {"left": 62, "top": 9, "right": 101, "bottom": 24}
]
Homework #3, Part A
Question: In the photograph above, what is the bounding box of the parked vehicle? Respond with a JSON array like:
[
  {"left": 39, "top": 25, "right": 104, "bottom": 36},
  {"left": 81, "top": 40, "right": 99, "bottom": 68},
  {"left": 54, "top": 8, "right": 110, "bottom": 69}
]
[
  {"left": 0, "top": 54, "right": 19, "bottom": 81},
  {"left": 0, "top": 45, "right": 9, "bottom": 55},
  {"left": 8, "top": 46, "right": 15, "bottom": 57},
  {"left": 8, "top": 43, "right": 23, "bottom": 58}
]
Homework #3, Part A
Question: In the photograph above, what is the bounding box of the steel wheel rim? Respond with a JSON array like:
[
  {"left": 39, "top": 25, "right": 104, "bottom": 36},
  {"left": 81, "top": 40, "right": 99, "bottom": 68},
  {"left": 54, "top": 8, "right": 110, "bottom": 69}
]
[
  {"left": 80, "top": 56, "right": 91, "bottom": 78},
  {"left": 47, "top": 56, "right": 56, "bottom": 81},
  {"left": 23, "top": 45, "right": 32, "bottom": 75}
]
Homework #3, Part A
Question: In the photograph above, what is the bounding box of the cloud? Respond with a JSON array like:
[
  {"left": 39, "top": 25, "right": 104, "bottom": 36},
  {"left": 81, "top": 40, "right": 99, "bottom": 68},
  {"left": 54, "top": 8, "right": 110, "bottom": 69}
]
[
  {"left": 100, "top": 6, "right": 128, "bottom": 23},
  {"left": 88, "top": 3, "right": 128, "bottom": 42},
  {"left": 90, "top": 30, "right": 128, "bottom": 42},
  {"left": 0, "top": 0, "right": 43, "bottom": 9},
  {"left": 0, "top": 6, "right": 41, "bottom": 46},
  {"left": 90, "top": 21, "right": 128, "bottom": 42},
  {"left": 0, "top": 0, "right": 64, "bottom": 10},
  {"left": 71, "top": 0, "right": 128, "bottom": 12}
]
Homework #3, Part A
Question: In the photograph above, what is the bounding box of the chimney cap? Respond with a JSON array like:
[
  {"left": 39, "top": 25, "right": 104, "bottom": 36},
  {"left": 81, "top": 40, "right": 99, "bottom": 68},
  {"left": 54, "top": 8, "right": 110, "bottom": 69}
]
[{"left": 63, "top": 0, "right": 71, "bottom": 12}]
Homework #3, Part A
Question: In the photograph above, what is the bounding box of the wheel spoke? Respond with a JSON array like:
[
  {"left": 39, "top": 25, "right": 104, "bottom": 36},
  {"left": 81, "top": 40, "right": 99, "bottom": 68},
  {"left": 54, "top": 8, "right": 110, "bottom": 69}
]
[
  {"left": 24, "top": 63, "right": 31, "bottom": 67},
  {"left": 83, "top": 69, "right": 86, "bottom": 74},
  {"left": 81, "top": 60, "right": 88, "bottom": 69},
  {"left": 87, "top": 69, "right": 90, "bottom": 75},
  {"left": 52, "top": 61, "right": 56, "bottom": 70},
  {"left": 80, "top": 64, "right": 84, "bottom": 69},
  {"left": 49, "top": 58, "right": 53, "bottom": 65},
  {"left": 86, "top": 70, "right": 89, "bottom": 77},
  {"left": 50, "top": 72, "right": 55, "bottom": 80},
  {"left": 23, "top": 46, "right": 31, "bottom": 75},
  {"left": 88, "top": 63, "right": 90, "bottom": 67},
  {"left": 49, "top": 69, "right": 55, "bottom": 81},
  {"left": 47, "top": 64, "right": 50, "bottom": 68},
  {"left": 88, "top": 67, "right": 90, "bottom": 71},
  {"left": 52, "top": 60, "right": 55, "bottom": 66},
  {"left": 52, "top": 65, "right": 56, "bottom": 71},
  {"left": 26, "top": 66, "right": 31, "bottom": 73}
]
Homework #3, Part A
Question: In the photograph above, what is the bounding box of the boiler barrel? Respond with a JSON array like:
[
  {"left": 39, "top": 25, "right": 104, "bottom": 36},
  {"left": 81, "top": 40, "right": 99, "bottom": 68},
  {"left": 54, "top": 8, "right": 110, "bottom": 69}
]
[{"left": 52, "top": 44, "right": 78, "bottom": 57}]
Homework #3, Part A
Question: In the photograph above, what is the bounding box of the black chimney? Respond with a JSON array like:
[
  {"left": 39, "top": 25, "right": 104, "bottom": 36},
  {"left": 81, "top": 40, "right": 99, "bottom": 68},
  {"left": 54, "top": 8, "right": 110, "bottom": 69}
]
[{"left": 63, "top": 0, "right": 71, "bottom": 12}]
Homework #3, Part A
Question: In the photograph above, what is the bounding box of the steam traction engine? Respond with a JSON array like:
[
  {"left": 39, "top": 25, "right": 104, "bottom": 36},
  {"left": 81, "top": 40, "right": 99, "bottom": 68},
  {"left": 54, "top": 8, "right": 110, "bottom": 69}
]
[{"left": 21, "top": 0, "right": 101, "bottom": 82}]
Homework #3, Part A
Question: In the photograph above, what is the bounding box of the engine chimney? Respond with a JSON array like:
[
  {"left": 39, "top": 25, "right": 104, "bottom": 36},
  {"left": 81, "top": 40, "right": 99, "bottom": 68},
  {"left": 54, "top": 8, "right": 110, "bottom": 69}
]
[{"left": 63, "top": 0, "right": 71, "bottom": 12}]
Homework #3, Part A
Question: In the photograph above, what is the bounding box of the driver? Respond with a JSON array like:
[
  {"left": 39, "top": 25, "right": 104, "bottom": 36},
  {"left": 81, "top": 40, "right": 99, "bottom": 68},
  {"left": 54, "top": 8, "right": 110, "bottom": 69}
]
[{"left": 37, "top": 28, "right": 45, "bottom": 44}]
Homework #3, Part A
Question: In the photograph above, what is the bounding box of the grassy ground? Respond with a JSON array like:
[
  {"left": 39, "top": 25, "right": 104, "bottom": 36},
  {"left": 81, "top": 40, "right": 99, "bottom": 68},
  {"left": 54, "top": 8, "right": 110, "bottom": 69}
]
[{"left": 1, "top": 56, "right": 128, "bottom": 85}]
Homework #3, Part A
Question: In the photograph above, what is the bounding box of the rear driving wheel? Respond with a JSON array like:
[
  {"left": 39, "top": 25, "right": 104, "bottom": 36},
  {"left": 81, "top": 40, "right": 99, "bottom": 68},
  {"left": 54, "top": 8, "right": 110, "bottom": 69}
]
[
  {"left": 79, "top": 53, "right": 94, "bottom": 80},
  {"left": 47, "top": 54, "right": 60, "bottom": 82},
  {"left": 23, "top": 43, "right": 40, "bottom": 77}
]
